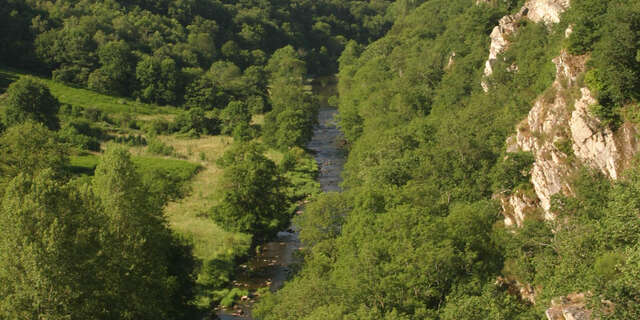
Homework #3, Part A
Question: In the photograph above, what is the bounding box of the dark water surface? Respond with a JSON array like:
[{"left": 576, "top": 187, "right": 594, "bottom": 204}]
[{"left": 216, "top": 107, "right": 344, "bottom": 319}]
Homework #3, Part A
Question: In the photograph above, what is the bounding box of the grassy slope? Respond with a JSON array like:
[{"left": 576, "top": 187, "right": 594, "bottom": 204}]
[
  {"left": 148, "top": 135, "right": 253, "bottom": 261},
  {"left": 71, "top": 135, "right": 251, "bottom": 267},
  {"left": 0, "top": 67, "right": 178, "bottom": 115},
  {"left": 0, "top": 67, "right": 251, "bottom": 301},
  {"left": 69, "top": 153, "right": 201, "bottom": 179},
  {"left": 1, "top": 66, "right": 311, "bottom": 308}
]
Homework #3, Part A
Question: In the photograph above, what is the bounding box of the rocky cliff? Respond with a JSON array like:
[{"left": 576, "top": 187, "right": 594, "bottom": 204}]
[
  {"left": 502, "top": 48, "right": 638, "bottom": 226},
  {"left": 480, "top": 0, "right": 571, "bottom": 91},
  {"left": 482, "top": 0, "right": 638, "bottom": 228},
  {"left": 484, "top": 2, "right": 639, "bottom": 319}
]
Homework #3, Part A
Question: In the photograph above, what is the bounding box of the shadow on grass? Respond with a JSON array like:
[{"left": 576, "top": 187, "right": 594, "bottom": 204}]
[
  {"left": 0, "top": 69, "right": 18, "bottom": 94},
  {"left": 67, "top": 165, "right": 97, "bottom": 176}
]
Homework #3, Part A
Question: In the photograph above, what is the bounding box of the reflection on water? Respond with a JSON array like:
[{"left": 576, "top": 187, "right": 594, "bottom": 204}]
[{"left": 216, "top": 107, "right": 344, "bottom": 320}]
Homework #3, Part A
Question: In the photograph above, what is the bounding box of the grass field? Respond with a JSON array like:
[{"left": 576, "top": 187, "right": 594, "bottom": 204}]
[
  {"left": 70, "top": 153, "right": 200, "bottom": 177},
  {"left": 1, "top": 65, "right": 321, "bottom": 310},
  {"left": 70, "top": 143, "right": 246, "bottom": 262},
  {"left": 152, "top": 135, "right": 253, "bottom": 259},
  {"left": 0, "top": 67, "right": 179, "bottom": 115}
]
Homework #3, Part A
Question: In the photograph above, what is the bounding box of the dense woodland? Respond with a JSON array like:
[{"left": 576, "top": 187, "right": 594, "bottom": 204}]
[
  {"left": 255, "top": 0, "right": 640, "bottom": 319},
  {"left": 2, "top": 0, "right": 640, "bottom": 319},
  {"left": 0, "top": 0, "right": 394, "bottom": 317}
]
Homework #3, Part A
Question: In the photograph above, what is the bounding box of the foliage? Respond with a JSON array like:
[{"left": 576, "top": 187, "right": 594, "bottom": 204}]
[
  {"left": 58, "top": 118, "right": 105, "bottom": 151},
  {"left": 3, "top": 77, "right": 60, "bottom": 130},
  {"left": 136, "top": 55, "right": 181, "bottom": 105},
  {"left": 1, "top": 68, "right": 179, "bottom": 115},
  {"left": 220, "top": 101, "right": 251, "bottom": 135},
  {"left": 281, "top": 147, "right": 321, "bottom": 203},
  {"left": 0, "top": 170, "right": 103, "bottom": 319},
  {"left": 93, "top": 145, "right": 197, "bottom": 319},
  {"left": 3, "top": 0, "right": 395, "bottom": 111},
  {"left": 88, "top": 40, "right": 135, "bottom": 96},
  {"left": 0, "top": 142, "right": 198, "bottom": 319},
  {"left": 147, "top": 138, "right": 177, "bottom": 156},
  {"left": 263, "top": 46, "right": 318, "bottom": 149},
  {"left": 566, "top": 0, "right": 640, "bottom": 125},
  {"left": 491, "top": 152, "right": 535, "bottom": 193},
  {"left": 295, "top": 192, "right": 349, "bottom": 248},
  {"left": 210, "top": 142, "right": 290, "bottom": 243},
  {"left": 172, "top": 107, "right": 220, "bottom": 135},
  {"left": 0, "top": 122, "right": 69, "bottom": 186},
  {"left": 255, "top": 0, "right": 565, "bottom": 318}
]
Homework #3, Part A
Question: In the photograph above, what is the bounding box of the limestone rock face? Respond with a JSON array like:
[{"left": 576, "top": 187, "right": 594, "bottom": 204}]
[
  {"left": 545, "top": 293, "right": 592, "bottom": 320},
  {"left": 481, "top": 0, "right": 571, "bottom": 91},
  {"left": 498, "top": 191, "right": 539, "bottom": 227},
  {"left": 503, "top": 49, "right": 639, "bottom": 221},
  {"left": 482, "top": 8, "right": 523, "bottom": 87},
  {"left": 569, "top": 89, "right": 639, "bottom": 180},
  {"left": 497, "top": 48, "right": 635, "bottom": 320},
  {"left": 569, "top": 89, "right": 619, "bottom": 178},
  {"left": 527, "top": 0, "right": 571, "bottom": 25}
]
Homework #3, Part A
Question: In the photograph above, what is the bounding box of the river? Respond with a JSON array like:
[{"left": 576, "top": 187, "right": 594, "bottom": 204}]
[{"left": 216, "top": 106, "right": 345, "bottom": 319}]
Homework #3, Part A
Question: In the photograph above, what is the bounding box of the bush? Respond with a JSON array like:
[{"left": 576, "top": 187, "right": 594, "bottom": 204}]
[
  {"left": 491, "top": 152, "right": 535, "bottom": 194},
  {"left": 171, "top": 107, "right": 220, "bottom": 136},
  {"left": 219, "top": 288, "right": 249, "bottom": 308},
  {"left": 144, "top": 119, "right": 172, "bottom": 135},
  {"left": 147, "top": 138, "right": 175, "bottom": 156},
  {"left": 3, "top": 77, "right": 60, "bottom": 130},
  {"left": 200, "top": 257, "right": 236, "bottom": 289},
  {"left": 113, "top": 134, "right": 147, "bottom": 146},
  {"left": 220, "top": 101, "right": 251, "bottom": 135},
  {"left": 58, "top": 124, "right": 101, "bottom": 151}
]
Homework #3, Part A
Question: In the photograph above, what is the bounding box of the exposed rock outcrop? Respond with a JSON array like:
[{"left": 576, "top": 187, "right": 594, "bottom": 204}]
[
  {"left": 498, "top": 190, "right": 539, "bottom": 227},
  {"left": 445, "top": 51, "right": 456, "bottom": 70},
  {"left": 569, "top": 89, "right": 639, "bottom": 180},
  {"left": 546, "top": 294, "right": 591, "bottom": 320},
  {"left": 527, "top": 0, "right": 571, "bottom": 25},
  {"left": 503, "top": 49, "right": 639, "bottom": 222},
  {"left": 481, "top": 0, "right": 571, "bottom": 91},
  {"left": 496, "top": 276, "right": 538, "bottom": 304}
]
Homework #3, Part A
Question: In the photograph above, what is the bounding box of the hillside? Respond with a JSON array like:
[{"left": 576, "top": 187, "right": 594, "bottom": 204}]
[
  {"left": 255, "top": 0, "right": 640, "bottom": 319},
  {"left": 2, "top": 0, "right": 640, "bottom": 319}
]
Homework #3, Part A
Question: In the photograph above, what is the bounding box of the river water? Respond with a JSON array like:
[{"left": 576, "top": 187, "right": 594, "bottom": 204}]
[{"left": 216, "top": 106, "right": 345, "bottom": 319}]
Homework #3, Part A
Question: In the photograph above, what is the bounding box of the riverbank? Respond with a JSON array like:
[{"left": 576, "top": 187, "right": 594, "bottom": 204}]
[{"left": 216, "top": 106, "right": 345, "bottom": 319}]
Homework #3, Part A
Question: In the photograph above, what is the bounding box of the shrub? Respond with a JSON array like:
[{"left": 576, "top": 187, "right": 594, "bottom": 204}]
[
  {"left": 491, "top": 152, "right": 535, "bottom": 193},
  {"left": 113, "top": 134, "right": 147, "bottom": 146},
  {"left": 144, "top": 119, "right": 172, "bottom": 135},
  {"left": 147, "top": 138, "right": 175, "bottom": 156},
  {"left": 171, "top": 107, "right": 220, "bottom": 136},
  {"left": 58, "top": 123, "right": 101, "bottom": 151},
  {"left": 3, "top": 77, "right": 60, "bottom": 130}
]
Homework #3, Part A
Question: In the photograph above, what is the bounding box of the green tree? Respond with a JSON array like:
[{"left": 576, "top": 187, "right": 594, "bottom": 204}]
[
  {"left": 184, "top": 61, "right": 245, "bottom": 109},
  {"left": 0, "top": 122, "right": 69, "bottom": 188},
  {"left": 211, "top": 142, "right": 289, "bottom": 243},
  {"left": 88, "top": 40, "right": 135, "bottom": 96},
  {"left": 263, "top": 46, "right": 317, "bottom": 149},
  {"left": 3, "top": 77, "right": 60, "bottom": 130},
  {"left": 136, "top": 55, "right": 180, "bottom": 104},
  {"left": 220, "top": 100, "right": 251, "bottom": 135},
  {"left": 172, "top": 107, "right": 220, "bottom": 135},
  {"left": 295, "top": 192, "right": 350, "bottom": 248},
  {"left": 0, "top": 170, "right": 103, "bottom": 319},
  {"left": 93, "top": 145, "right": 195, "bottom": 319}
]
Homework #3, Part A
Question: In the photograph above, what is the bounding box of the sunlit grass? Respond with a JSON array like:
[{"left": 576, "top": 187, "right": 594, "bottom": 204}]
[
  {"left": 69, "top": 153, "right": 200, "bottom": 179},
  {"left": 0, "top": 67, "right": 179, "bottom": 115},
  {"left": 157, "top": 134, "right": 253, "bottom": 261}
]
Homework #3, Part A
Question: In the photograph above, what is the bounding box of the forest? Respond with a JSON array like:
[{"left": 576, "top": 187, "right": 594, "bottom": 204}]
[{"left": 2, "top": 0, "right": 640, "bottom": 319}]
